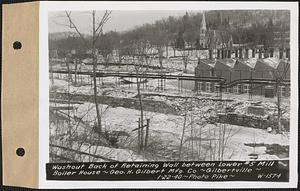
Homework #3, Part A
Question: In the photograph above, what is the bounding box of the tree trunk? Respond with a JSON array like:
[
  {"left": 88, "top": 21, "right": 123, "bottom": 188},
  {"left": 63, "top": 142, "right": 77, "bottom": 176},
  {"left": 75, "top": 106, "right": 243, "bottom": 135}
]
[
  {"left": 277, "top": 83, "right": 282, "bottom": 133},
  {"left": 74, "top": 58, "right": 78, "bottom": 84},
  {"left": 144, "top": 119, "right": 150, "bottom": 149},
  {"left": 159, "top": 51, "right": 163, "bottom": 69},
  {"left": 183, "top": 56, "right": 188, "bottom": 73},
  {"left": 105, "top": 55, "right": 109, "bottom": 67},
  {"left": 190, "top": 114, "right": 194, "bottom": 158},
  {"left": 66, "top": 60, "right": 72, "bottom": 147},
  {"left": 50, "top": 62, "right": 54, "bottom": 85},
  {"left": 118, "top": 55, "right": 122, "bottom": 65},
  {"left": 166, "top": 44, "right": 168, "bottom": 57},
  {"left": 92, "top": 11, "right": 102, "bottom": 133},
  {"left": 136, "top": 76, "right": 144, "bottom": 152},
  {"left": 137, "top": 118, "right": 141, "bottom": 153},
  {"left": 178, "top": 109, "right": 187, "bottom": 160},
  {"left": 66, "top": 61, "right": 71, "bottom": 82}
]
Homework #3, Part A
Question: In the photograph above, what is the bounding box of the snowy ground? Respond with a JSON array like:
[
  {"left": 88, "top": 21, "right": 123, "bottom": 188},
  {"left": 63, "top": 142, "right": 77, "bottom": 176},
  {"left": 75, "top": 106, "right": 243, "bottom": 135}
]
[
  {"left": 49, "top": 59, "right": 290, "bottom": 162},
  {"left": 50, "top": 102, "right": 289, "bottom": 162}
]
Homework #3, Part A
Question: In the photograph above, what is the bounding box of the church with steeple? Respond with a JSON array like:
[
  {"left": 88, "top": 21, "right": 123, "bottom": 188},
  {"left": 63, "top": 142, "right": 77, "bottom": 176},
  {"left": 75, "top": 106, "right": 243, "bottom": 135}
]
[
  {"left": 198, "top": 11, "right": 234, "bottom": 50},
  {"left": 199, "top": 12, "right": 208, "bottom": 49}
]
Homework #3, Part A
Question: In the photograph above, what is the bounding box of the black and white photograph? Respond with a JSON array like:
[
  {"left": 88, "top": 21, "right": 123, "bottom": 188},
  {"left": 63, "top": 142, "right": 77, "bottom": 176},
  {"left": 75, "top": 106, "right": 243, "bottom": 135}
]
[
  {"left": 41, "top": 1, "right": 299, "bottom": 186},
  {"left": 1, "top": 1, "right": 298, "bottom": 189},
  {"left": 48, "top": 9, "right": 291, "bottom": 163}
]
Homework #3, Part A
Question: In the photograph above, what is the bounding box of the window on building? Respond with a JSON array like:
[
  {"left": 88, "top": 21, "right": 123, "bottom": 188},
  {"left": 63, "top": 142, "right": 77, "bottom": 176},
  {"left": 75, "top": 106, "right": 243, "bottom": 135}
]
[
  {"left": 233, "top": 86, "right": 237, "bottom": 94},
  {"left": 197, "top": 82, "right": 203, "bottom": 92},
  {"left": 237, "top": 84, "right": 241, "bottom": 94},
  {"left": 285, "top": 86, "right": 290, "bottom": 97},
  {"left": 279, "top": 86, "right": 286, "bottom": 97},
  {"left": 206, "top": 82, "right": 211, "bottom": 92},
  {"left": 244, "top": 84, "right": 250, "bottom": 94},
  {"left": 233, "top": 85, "right": 241, "bottom": 94},
  {"left": 226, "top": 88, "right": 231, "bottom": 93},
  {"left": 214, "top": 84, "right": 219, "bottom": 93}
]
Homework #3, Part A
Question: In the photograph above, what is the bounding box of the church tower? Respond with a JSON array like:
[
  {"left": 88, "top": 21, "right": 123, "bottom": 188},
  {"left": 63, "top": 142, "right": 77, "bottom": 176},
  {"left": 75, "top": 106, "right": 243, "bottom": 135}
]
[{"left": 199, "top": 11, "right": 207, "bottom": 48}]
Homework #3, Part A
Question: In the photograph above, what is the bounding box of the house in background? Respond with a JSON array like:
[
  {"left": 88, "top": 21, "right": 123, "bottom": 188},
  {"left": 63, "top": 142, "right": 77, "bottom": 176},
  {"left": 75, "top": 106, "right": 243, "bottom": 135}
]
[
  {"left": 255, "top": 57, "right": 290, "bottom": 96},
  {"left": 194, "top": 59, "right": 216, "bottom": 92}
]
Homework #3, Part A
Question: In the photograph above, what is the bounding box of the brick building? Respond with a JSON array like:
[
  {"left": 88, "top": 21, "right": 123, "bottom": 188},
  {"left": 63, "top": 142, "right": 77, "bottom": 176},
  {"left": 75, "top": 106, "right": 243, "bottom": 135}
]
[
  {"left": 194, "top": 47, "right": 290, "bottom": 97},
  {"left": 194, "top": 59, "right": 216, "bottom": 92}
]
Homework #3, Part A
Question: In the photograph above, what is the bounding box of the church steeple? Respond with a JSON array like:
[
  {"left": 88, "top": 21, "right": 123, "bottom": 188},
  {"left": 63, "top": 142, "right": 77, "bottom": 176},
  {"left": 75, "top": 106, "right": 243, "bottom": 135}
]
[
  {"left": 199, "top": 11, "right": 207, "bottom": 48},
  {"left": 201, "top": 11, "right": 207, "bottom": 32}
]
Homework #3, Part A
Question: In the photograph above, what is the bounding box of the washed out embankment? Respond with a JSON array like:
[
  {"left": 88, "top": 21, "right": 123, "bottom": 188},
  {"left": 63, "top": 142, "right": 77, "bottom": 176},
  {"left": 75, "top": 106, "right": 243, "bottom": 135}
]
[
  {"left": 50, "top": 91, "right": 289, "bottom": 131},
  {"left": 50, "top": 92, "right": 178, "bottom": 115}
]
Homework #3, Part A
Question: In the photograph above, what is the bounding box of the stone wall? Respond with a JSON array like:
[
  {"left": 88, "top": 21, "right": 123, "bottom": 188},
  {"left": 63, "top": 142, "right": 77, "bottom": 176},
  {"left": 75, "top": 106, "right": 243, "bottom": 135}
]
[
  {"left": 50, "top": 92, "right": 178, "bottom": 115},
  {"left": 216, "top": 112, "right": 289, "bottom": 131}
]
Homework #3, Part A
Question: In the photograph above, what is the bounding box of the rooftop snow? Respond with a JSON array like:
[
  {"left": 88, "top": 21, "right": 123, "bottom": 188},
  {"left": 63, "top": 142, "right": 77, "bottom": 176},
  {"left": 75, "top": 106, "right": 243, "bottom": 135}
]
[
  {"left": 238, "top": 58, "right": 258, "bottom": 69},
  {"left": 217, "top": 58, "right": 237, "bottom": 69},
  {"left": 260, "top": 57, "right": 281, "bottom": 69},
  {"left": 199, "top": 59, "right": 217, "bottom": 68}
]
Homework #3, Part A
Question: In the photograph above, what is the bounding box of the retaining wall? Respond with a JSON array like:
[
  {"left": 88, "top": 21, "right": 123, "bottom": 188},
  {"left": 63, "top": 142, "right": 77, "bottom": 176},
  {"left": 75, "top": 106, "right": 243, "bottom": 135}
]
[
  {"left": 216, "top": 113, "right": 289, "bottom": 131},
  {"left": 50, "top": 92, "right": 178, "bottom": 115}
]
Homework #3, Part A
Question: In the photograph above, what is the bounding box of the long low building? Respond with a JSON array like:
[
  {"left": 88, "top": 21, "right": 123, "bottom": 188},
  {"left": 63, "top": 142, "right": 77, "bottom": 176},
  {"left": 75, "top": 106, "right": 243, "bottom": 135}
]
[{"left": 194, "top": 47, "right": 290, "bottom": 97}]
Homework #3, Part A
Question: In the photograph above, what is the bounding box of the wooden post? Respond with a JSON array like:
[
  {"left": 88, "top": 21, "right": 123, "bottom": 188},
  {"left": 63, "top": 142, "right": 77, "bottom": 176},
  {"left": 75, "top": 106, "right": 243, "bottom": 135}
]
[
  {"left": 181, "top": 79, "right": 183, "bottom": 93},
  {"left": 74, "top": 59, "right": 77, "bottom": 84},
  {"left": 50, "top": 63, "right": 54, "bottom": 84},
  {"left": 137, "top": 118, "right": 141, "bottom": 153},
  {"left": 144, "top": 119, "right": 150, "bottom": 149},
  {"left": 178, "top": 78, "right": 180, "bottom": 93},
  {"left": 90, "top": 76, "right": 92, "bottom": 87},
  {"left": 157, "top": 78, "right": 160, "bottom": 91},
  {"left": 250, "top": 71, "right": 253, "bottom": 100},
  {"left": 219, "top": 82, "right": 223, "bottom": 100}
]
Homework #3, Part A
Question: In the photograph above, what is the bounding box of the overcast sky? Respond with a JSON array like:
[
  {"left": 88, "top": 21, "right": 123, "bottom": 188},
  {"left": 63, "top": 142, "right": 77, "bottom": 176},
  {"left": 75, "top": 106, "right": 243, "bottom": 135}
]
[{"left": 48, "top": 10, "right": 194, "bottom": 34}]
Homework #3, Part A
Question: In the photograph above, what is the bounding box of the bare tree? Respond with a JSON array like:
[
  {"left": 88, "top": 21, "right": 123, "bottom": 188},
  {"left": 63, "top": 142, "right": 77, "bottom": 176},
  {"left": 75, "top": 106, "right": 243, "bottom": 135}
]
[
  {"left": 64, "top": 10, "right": 112, "bottom": 134},
  {"left": 269, "top": 24, "right": 290, "bottom": 133},
  {"left": 271, "top": 61, "right": 290, "bottom": 133},
  {"left": 116, "top": 42, "right": 129, "bottom": 65},
  {"left": 178, "top": 98, "right": 190, "bottom": 160},
  {"left": 96, "top": 32, "right": 115, "bottom": 67},
  {"left": 176, "top": 98, "right": 240, "bottom": 161},
  {"left": 179, "top": 49, "right": 191, "bottom": 73},
  {"left": 131, "top": 40, "right": 156, "bottom": 153}
]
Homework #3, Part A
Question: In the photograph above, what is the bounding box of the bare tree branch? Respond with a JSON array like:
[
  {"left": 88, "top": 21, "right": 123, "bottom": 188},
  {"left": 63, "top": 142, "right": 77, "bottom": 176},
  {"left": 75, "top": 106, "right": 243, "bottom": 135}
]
[
  {"left": 65, "top": 11, "right": 90, "bottom": 49},
  {"left": 94, "top": 10, "right": 112, "bottom": 42}
]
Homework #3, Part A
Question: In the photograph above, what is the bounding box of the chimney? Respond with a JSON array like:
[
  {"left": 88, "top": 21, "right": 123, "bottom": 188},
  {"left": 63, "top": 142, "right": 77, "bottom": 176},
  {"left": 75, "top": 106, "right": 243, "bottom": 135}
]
[
  {"left": 286, "top": 48, "right": 290, "bottom": 60},
  {"left": 252, "top": 48, "right": 255, "bottom": 58},
  {"left": 239, "top": 48, "right": 242, "bottom": 59},
  {"left": 209, "top": 49, "right": 213, "bottom": 60},
  {"left": 228, "top": 50, "right": 231, "bottom": 58},
  {"left": 279, "top": 48, "right": 283, "bottom": 59},
  {"left": 270, "top": 48, "right": 274, "bottom": 57},
  {"left": 217, "top": 49, "right": 220, "bottom": 59},
  {"left": 235, "top": 49, "right": 238, "bottom": 58},
  {"left": 259, "top": 49, "right": 262, "bottom": 59},
  {"left": 245, "top": 48, "right": 249, "bottom": 58}
]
